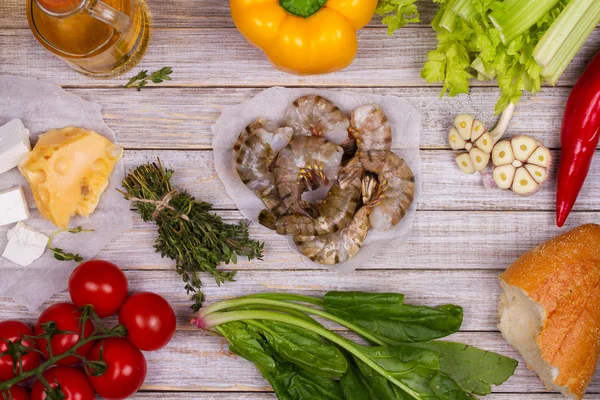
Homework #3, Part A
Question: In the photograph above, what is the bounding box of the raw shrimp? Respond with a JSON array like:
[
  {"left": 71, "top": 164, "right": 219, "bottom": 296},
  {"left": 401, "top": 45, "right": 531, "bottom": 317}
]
[
  {"left": 339, "top": 104, "right": 392, "bottom": 188},
  {"left": 367, "top": 151, "right": 415, "bottom": 231},
  {"left": 273, "top": 136, "right": 344, "bottom": 217},
  {"left": 258, "top": 175, "right": 362, "bottom": 236},
  {"left": 234, "top": 119, "right": 294, "bottom": 215},
  {"left": 285, "top": 95, "right": 350, "bottom": 145},
  {"left": 294, "top": 206, "right": 372, "bottom": 265}
]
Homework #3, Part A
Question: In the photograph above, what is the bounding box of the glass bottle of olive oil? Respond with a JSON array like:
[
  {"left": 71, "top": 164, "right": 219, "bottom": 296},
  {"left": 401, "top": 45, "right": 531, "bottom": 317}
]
[{"left": 27, "top": 0, "right": 150, "bottom": 78}]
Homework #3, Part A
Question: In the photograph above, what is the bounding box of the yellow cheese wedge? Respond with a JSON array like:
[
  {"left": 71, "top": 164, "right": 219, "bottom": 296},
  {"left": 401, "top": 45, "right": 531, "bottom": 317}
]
[{"left": 19, "top": 127, "right": 123, "bottom": 228}]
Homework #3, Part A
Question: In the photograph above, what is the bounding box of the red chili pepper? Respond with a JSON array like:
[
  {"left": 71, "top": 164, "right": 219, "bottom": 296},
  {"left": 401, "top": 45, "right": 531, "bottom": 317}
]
[{"left": 556, "top": 51, "right": 600, "bottom": 227}]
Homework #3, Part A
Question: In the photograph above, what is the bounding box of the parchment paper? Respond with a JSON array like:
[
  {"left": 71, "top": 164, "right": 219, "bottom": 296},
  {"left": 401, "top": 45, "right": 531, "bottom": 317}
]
[
  {"left": 0, "top": 75, "right": 132, "bottom": 310},
  {"left": 213, "top": 87, "right": 421, "bottom": 272}
]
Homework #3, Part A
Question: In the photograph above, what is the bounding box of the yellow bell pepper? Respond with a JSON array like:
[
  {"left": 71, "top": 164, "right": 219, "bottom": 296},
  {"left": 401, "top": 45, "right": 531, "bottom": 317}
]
[{"left": 229, "top": 0, "right": 378, "bottom": 75}]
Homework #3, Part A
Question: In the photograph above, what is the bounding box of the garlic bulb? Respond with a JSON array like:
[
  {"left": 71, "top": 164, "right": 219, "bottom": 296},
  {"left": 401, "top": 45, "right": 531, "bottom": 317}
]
[
  {"left": 449, "top": 114, "right": 494, "bottom": 174},
  {"left": 491, "top": 136, "right": 551, "bottom": 196}
]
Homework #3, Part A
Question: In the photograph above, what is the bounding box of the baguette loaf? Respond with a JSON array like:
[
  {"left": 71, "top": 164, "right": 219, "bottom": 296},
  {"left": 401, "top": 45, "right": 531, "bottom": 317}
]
[{"left": 498, "top": 224, "right": 600, "bottom": 399}]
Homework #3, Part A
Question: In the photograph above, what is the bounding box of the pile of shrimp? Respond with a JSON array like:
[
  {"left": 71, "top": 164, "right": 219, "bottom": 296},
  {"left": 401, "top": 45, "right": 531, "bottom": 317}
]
[{"left": 234, "top": 95, "right": 415, "bottom": 265}]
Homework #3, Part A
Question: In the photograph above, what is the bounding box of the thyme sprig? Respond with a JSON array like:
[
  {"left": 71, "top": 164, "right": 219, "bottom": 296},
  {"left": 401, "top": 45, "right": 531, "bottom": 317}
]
[
  {"left": 0, "top": 306, "right": 126, "bottom": 399},
  {"left": 125, "top": 67, "right": 173, "bottom": 90},
  {"left": 119, "top": 159, "right": 264, "bottom": 312},
  {"left": 47, "top": 226, "right": 94, "bottom": 262}
]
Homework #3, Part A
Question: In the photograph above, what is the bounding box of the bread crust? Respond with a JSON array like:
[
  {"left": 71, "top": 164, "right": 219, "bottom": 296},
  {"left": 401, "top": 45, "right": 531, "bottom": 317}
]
[{"left": 500, "top": 224, "right": 600, "bottom": 399}]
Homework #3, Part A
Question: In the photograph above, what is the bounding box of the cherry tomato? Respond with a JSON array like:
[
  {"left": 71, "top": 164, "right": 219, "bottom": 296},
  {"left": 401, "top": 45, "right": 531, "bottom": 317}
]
[
  {"left": 118, "top": 292, "right": 176, "bottom": 351},
  {"left": 86, "top": 338, "right": 146, "bottom": 399},
  {"left": 34, "top": 303, "right": 95, "bottom": 366},
  {"left": 0, "top": 321, "right": 41, "bottom": 382},
  {"left": 68, "top": 260, "right": 129, "bottom": 318},
  {"left": 1, "top": 386, "right": 29, "bottom": 400},
  {"left": 30, "top": 367, "right": 94, "bottom": 400}
]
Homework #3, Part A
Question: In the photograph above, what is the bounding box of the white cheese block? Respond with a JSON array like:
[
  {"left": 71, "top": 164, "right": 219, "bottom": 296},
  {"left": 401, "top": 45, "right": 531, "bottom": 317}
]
[
  {"left": 0, "top": 186, "right": 30, "bottom": 226},
  {"left": 0, "top": 119, "right": 31, "bottom": 175},
  {"left": 2, "top": 222, "right": 48, "bottom": 266}
]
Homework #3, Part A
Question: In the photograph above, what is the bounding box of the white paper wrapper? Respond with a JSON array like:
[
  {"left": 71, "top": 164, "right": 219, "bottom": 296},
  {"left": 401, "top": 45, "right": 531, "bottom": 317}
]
[
  {"left": 213, "top": 87, "right": 421, "bottom": 272},
  {"left": 0, "top": 75, "right": 132, "bottom": 310}
]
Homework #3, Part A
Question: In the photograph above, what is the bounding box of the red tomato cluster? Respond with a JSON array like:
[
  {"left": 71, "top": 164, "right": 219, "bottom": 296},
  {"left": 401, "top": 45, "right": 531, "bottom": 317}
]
[{"left": 0, "top": 260, "right": 176, "bottom": 400}]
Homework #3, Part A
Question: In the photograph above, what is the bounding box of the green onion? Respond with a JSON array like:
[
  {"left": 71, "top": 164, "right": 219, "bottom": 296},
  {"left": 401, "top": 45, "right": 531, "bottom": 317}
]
[
  {"left": 489, "top": 0, "right": 561, "bottom": 43},
  {"left": 536, "top": 0, "right": 600, "bottom": 84}
]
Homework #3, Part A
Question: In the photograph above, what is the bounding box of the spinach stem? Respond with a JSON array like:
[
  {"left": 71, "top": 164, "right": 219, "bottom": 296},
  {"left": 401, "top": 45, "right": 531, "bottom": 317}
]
[
  {"left": 201, "top": 310, "right": 421, "bottom": 399},
  {"left": 237, "top": 293, "right": 325, "bottom": 306},
  {"left": 198, "top": 298, "right": 385, "bottom": 345}
]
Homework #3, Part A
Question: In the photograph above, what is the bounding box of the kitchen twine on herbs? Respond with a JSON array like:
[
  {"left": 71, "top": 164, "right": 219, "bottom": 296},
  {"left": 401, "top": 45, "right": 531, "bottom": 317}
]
[{"left": 126, "top": 189, "right": 190, "bottom": 221}]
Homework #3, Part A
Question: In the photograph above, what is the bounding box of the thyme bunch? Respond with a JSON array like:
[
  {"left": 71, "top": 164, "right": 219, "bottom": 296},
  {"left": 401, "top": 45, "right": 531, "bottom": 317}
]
[{"left": 119, "top": 160, "right": 264, "bottom": 311}]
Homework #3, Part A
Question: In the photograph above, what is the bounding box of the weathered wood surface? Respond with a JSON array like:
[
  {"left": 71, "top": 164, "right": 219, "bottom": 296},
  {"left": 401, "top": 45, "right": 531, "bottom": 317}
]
[
  {"left": 1, "top": 28, "right": 599, "bottom": 88},
  {"left": 3, "top": 1, "right": 600, "bottom": 399},
  {"left": 118, "top": 149, "right": 600, "bottom": 212}
]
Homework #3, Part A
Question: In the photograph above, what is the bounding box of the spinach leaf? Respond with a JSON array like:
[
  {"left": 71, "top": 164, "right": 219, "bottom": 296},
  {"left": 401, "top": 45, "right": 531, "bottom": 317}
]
[
  {"left": 340, "top": 357, "right": 379, "bottom": 400},
  {"left": 258, "top": 362, "right": 344, "bottom": 400},
  {"left": 407, "top": 341, "right": 518, "bottom": 395},
  {"left": 355, "top": 345, "right": 471, "bottom": 400},
  {"left": 251, "top": 320, "right": 348, "bottom": 378},
  {"left": 354, "top": 357, "right": 412, "bottom": 400},
  {"left": 217, "top": 322, "right": 276, "bottom": 372},
  {"left": 324, "top": 291, "right": 463, "bottom": 343}
]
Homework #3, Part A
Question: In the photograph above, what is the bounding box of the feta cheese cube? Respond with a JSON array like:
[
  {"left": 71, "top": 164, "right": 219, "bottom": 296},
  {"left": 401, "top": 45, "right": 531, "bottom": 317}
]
[
  {"left": 0, "top": 119, "right": 31, "bottom": 175},
  {"left": 0, "top": 186, "right": 30, "bottom": 226},
  {"left": 2, "top": 222, "right": 48, "bottom": 266}
]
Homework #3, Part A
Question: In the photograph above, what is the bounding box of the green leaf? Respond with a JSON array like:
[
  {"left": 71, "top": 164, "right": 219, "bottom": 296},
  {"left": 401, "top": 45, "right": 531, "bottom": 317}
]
[
  {"left": 254, "top": 320, "right": 348, "bottom": 378},
  {"left": 406, "top": 341, "right": 518, "bottom": 395},
  {"left": 323, "top": 291, "right": 463, "bottom": 343},
  {"left": 340, "top": 357, "right": 380, "bottom": 400},
  {"left": 217, "top": 322, "right": 277, "bottom": 372},
  {"left": 356, "top": 345, "right": 471, "bottom": 400},
  {"left": 376, "top": 0, "right": 420, "bottom": 35},
  {"left": 279, "top": 0, "right": 327, "bottom": 18},
  {"left": 258, "top": 361, "right": 344, "bottom": 400}
]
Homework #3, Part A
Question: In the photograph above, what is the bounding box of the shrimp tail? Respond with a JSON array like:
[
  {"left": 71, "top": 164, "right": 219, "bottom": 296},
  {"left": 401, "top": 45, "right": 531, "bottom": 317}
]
[
  {"left": 338, "top": 156, "right": 363, "bottom": 190},
  {"left": 258, "top": 209, "right": 277, "bottom": 230}
]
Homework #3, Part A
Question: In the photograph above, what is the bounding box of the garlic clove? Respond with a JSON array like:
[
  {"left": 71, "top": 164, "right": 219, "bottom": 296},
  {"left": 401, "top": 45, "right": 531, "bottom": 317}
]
[
  {"left": 525, "top": 164, "right": 548, "bottom": 184},
  {"left": 491, "top": 140, "right": 515, "bottom": 166},
  {"left": 512, "top": 167, "right": 539, "bottom": 196},
  {"left": 511, "top": 136, "right": 538, "bottom": 162},
  {"left": 493, "top": 164, "right": 517, "bottom": 190},
  {"left": 449, "top": 127, "right": 467, "bottom": 150},
  {"left": 527, "top": 146, "right": 551, "bottom": 168},
  {"left": 471, "top": 120, "right": 486, "bottom": 142},
  {"left": 454, "top": 114, "right": 474, "bottom": 141},
  {"left": 456, "top": 153, "right": 476, "bottom": 174},
  {"left": 475, "top": 132, "right": 494, "bottom": 154},
  {"left": 469, "top": 148, "right": 491, "bottom": 172}
]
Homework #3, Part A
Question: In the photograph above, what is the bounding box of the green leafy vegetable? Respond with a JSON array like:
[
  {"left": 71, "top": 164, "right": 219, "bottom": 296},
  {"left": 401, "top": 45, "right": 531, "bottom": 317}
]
[
  {"left": 197, "top": 291, "right": 517, "bottom": 399},
  {"left": 323, "top": 291, "right": 463, "bottom": 344},
  {"left": 423, "top": 0, "right": 600, "bottom": 113},
  {"left": 376, "top": 0, "right": 420, "bottom": 35},
  {"left": 248, "top": 320, "right": 348, "bottom": 378},
  {"left": 407, "top": 341, "right": 518, "bottom": 395}
]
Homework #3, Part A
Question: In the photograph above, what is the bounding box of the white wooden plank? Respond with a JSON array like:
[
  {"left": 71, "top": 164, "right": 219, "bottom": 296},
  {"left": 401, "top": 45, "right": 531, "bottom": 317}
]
[
  {"left": 1, "top": 0, "right": 439, "bottom": 29},
  {"left": 92, "top": 210, "right": 598, "bottom": 271},
  {"left": 120, "top": 149, "right": 600, "bottom": 212},
  {"left": 68, "top": 87, "right": 570, "bottom": 150},
  {"left": 0, "top": 269, "right": 544, "bottom": 331},
  {"left": 1, "top": 28, "right": 597, "bottom": 87}
]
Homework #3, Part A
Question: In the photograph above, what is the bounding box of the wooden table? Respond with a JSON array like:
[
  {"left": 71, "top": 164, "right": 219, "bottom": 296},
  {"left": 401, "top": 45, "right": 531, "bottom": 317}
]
[{"left": 2, "top": 1, "right": 600, "bottom": 398}]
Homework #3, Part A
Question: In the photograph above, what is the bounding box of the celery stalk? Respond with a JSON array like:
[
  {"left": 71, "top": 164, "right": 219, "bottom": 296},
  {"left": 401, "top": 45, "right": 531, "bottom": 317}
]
[
  {"left": 489, "top": 0, "right": 561, "bottom": 43},
  {"left": 539, "top": 0, "right": 600, "bottom": 85},
  {"left": 438, "top": 0, "right": 459, "bottom": 32},
  {"left": 534, "top": 0, "right": 596, "bottom": 67},
  {"left": 452, "top": 0, "right": 475, "bottom": 20}
]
